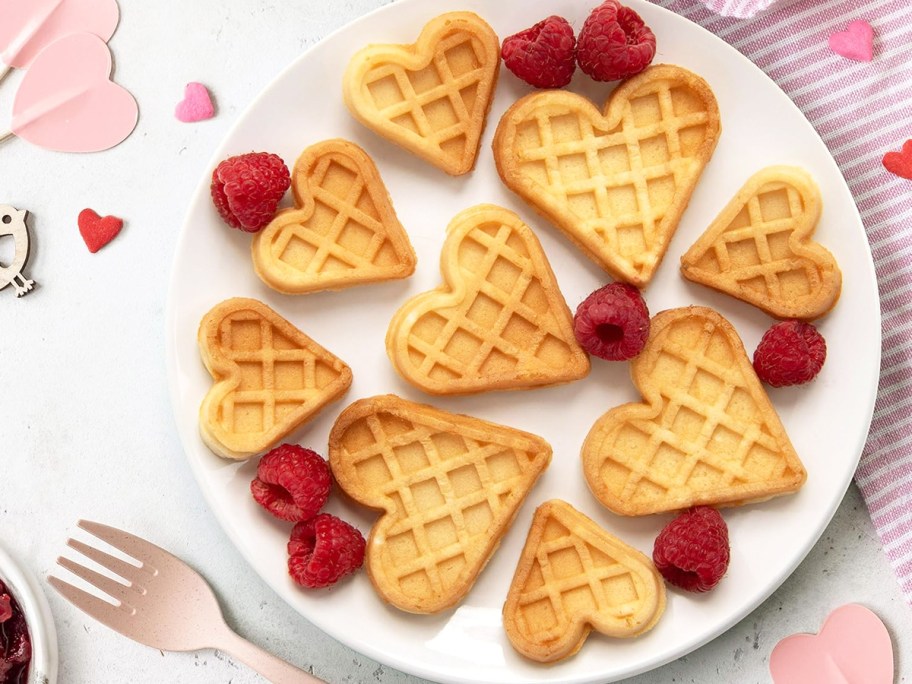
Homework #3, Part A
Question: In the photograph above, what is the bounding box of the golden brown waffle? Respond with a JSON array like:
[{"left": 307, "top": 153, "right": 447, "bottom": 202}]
[
  {"left": 582, "top": 306, "right": 806, "bottom": 515},
  {"left": 681, "top": 166, "right": 842, "bottom": 320},
  {"left": 252, "top": 139, "right": 416, "bottom": 294},
  {"left": 343, "top": 12, "right": 500, "bottom": 176},
  {"left": 198, "top": 298, "right": 352, "bottom": 460},
  {"left": 328, "top": 394, "right": 551, "bottom": 613},
  {"left": 494, "top": 64, "right": 721, "bottom": 287},
  {"left": 503, "top": 500, "right": 666, "bottom": 663},
  {"left": 386, "top": 204, "right": 590, "bottom": 395}
]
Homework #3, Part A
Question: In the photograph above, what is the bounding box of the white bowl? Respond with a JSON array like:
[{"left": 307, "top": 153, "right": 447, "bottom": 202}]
[{"left": 0, "top": 542, "right": 58, "bottom": 684}]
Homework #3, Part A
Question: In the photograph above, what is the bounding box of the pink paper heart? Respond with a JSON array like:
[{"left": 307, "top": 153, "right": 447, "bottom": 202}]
[
  {"left": 11, "top": 33, "right": 138, "bottom": 153},
  {"left": 0, "top": 0, "right": 119, "bottom": 69},
  {"left": 829, "top": 20, "right": 874, "bottom": 62},
  {"left": 770, "top": 604, "right": 893, "bottom": 684},
  {"left": 175, "top": 82, "right": 215, "bottom": 123}
]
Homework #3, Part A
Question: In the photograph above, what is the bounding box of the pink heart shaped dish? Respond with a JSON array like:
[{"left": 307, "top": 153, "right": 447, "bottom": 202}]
[
  {"left": 829, "top": 20, "right": 874, "bottom": 62},
  {"left": 11, "top": 32, "right": 138, "bottom": 153},
  {"left": 0, "top": 0, "right": 119, "bottom": 70},
  {"left": 175, "top": 82, "right": 215, "bottom": 123},
  {"left": 770, "top": 604, "right": 894, "bottom": 684}
]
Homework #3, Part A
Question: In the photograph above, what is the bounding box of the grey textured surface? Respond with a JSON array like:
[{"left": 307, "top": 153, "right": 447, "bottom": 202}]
[{"left": 1, "top": 1, "right": 909, "bottom": 682}]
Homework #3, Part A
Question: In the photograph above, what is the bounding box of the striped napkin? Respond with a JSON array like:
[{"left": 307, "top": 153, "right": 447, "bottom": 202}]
[{"left": 650, "top": 0, "right": 912, "bottom": 603}]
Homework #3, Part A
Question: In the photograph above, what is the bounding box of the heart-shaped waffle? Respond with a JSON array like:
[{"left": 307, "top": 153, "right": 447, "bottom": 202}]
[
  {"left": 680, "top": 166, "right": 842, "bottom": 320},
  {"left": 494, "top": 64, "right": 721, "bottom": 287},
  {"left": 328, "top": 394, "right": 551, "bottom": 613},
  {"left": 342, "top": 11, "right": 500, "bottom": 175},
  {"left": 198, "top": 298, "right": 352, "bottom": 460},
  {"left": 386, "top": 204, "right": 590, "bottom": 395},
  {"left": 582, "top": 306, "right": 806, "bottom": 516},
  {"left": 503, "top": 500, "right": 665, "bottom": 663},
  {"left": 252, "top": 139, "right": 416, "bottom": 294}
]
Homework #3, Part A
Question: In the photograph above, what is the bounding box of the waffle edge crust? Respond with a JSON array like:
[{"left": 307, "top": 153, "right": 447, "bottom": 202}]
[
  {"left": 198, "top": 297, "right": 353, "bottom": 460},
  {"left": 328, "top": 394, "right": 552, "bottom": 613},
  {"left": 503, "top": 500, "right": 666, "bottom": 663},
  {"left": 582, "top": 306, "right": 807, "bottom": 515},
  {"left": 493, "top": 64, "right": 722, "bottom": 287},
  {"left": 342, "top": 11, "right": 500, "bottom": 175}
]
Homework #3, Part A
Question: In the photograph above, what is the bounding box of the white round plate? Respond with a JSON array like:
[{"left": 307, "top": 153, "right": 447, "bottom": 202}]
[{"left": 165, "top": 1, "right": 880, "bottom": 682}]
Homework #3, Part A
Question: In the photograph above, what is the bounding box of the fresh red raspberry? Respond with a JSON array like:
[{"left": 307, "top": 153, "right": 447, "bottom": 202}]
[
  {"left": 210, "top": 152, "right": 290, "bottom": 232},
  {"left": 653, "top": 507, "right": 730, "bottom": 592},
  {"left": 577, "top": 1, "right": 657, "bottom": 82},
  {"left": 288, "top": 514, "right": 366, "bottom": 589},
  {"left": 251, "top": 444, "right": 331, "bottom": 522},
  {"left": 574, "top": 282, "right": 650, "bottom": 360},
  {"left": 501, "top": 16, "right": 577, "bottom": 89},
  {"left": 753, "top": 320, "right": 827, "bottom": 388}
]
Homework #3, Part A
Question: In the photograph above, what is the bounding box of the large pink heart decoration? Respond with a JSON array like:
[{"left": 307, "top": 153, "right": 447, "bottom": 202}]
[
  {"left": 0, "top": 0, "right": 119, "bottom": 70},
  {"left": 770, "top": 604, "right": 894, "bottom": 684},
  {"left": 11, "top": 33, "right": 137, "bottom": 153}
]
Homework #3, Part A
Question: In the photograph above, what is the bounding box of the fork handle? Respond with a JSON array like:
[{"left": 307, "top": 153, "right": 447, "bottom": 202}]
[{"left": 216, "top": 628, "right": 326, "bottom": 684}]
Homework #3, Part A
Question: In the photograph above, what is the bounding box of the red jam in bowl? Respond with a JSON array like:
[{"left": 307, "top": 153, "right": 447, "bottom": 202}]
[{"left": 0, "top": 580, "right": 30, "bottom": 684}]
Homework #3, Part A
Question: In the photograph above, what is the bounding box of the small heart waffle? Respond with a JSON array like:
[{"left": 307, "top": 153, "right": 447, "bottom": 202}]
[
  {"left": 252, "top": 139, "right": 416, "bottom": 294},
  {"left": 342, "top": 12, "right": 500, "bottom": 175},
  {"left": 494, "top": 64, "right": 721, "bottom": 287},
  {"left": 582, "top": 306, "right": 806, "bottom": 515},
  {"left": 503, "top": 500, "right": 666, "bottom": 663},
  {"left": 198, "top": 297, "right": 352, "bottom": 460},
  {"left": 680, "top": 166, "right": 842, "bottom": 320},
  {"left": 328, "top": 394, "right": 551, "bottom": 613},
  {"left": 386, "top": 204, "right": 590, "bottom": 395}
]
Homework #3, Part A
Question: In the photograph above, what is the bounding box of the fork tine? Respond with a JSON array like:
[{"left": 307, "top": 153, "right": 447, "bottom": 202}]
[
  {"left": 48, "top": 575, "right": 135, "bottom": 628},
  {"left": 67, "top": 538, "right": 147, "bottom": 584},
  {"left": 56, "top": 556, "right": 142, "bottom": 606},
  {"left": 77, "top": 520, "right": 158, "bottom": 565}
]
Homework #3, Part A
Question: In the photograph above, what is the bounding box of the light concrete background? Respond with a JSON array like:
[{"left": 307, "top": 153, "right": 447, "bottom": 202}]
[{"left": 1, "top": 1, "right": 909, "bottom": 682}]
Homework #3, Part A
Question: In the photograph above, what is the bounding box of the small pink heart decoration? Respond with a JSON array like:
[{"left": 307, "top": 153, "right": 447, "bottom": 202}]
[
  {"left": 0, "top": 0, "right": 120, "bottom": 69},
  {"left": 770, "top": 604, "right": 894, "bottom": 684},
  {"left": 829, "top": 20, "right": 874, "bottom": 62},
  {"left": 11, "top": 32, "right": 138, "bottom": 153},
  {"left": 175, "top": 82, "right": 215, "bottom": 123}
]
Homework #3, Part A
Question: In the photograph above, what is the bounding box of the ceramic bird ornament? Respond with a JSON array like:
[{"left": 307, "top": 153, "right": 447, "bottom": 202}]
[{"left": 0, "top": 205, "right": 35, "bottom": 297}]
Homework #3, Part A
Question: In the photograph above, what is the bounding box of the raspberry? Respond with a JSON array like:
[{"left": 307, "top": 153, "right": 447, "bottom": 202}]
[
  {"left": 501, "top": 16, "right": 577, "bottom": 89},
  {"left": 573, "top": 282, "right": 650, "bottom": 360},
  {"left": 210, "top": 152, "right": 290, "bottom": 232},
  {"left": 288, "top": 514, "right": 366, "bottom": 589},
  {"left": 653, "top": 507, "right": 730, "bottom": 592},
  {"left": 251, "top": 444, "right": 331, "bottom": 522},
  {"left": 753, "top": 320, "right": 827, "bottom": 387},
  {"left": 577, "top": 1, "right": 657, "bottom": 82},
  {"left": 0, "top": 593, "right": 11, "bottom": 623}
]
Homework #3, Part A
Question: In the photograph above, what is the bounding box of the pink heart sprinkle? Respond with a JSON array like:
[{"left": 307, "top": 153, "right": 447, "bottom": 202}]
[
  {"left": 769, "top": 604, "right": 894, "bottom": 684},
  {"left": 829, "top": 20, "right": 874, "bottom": 62},
  {"left": 175, "top": 82, "right": 215, "bottom": 123}
]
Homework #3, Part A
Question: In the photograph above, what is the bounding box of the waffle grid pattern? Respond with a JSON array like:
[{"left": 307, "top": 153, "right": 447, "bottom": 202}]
[
  {"left": 405, "top": 221, "right": 570, "bottom": 382},
  {"left": 601, "top": 319, "right": 795, "bottom": 502},
  {"left": 345, "top": 410, "right": 536, "bottom": 598},
  {"left": 364, "top": 32, "right": 485, "bottom": 161},
  {"left": 216, "top": 312, "right": 332, "bottom": 434},
  {"left": 517, "top": 82, "right": 710, "bottom": 278},
  {"left": 272, "top": 154, "right": 390, "bottom": 275}
]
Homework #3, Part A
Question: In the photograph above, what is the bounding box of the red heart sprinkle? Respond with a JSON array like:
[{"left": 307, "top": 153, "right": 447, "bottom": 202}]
[
  {"left": 78, "top": 208, "right": 123, "bottom": 253},
  {"left": 883, "top": 140, "right": 912, "bottom": 180}
]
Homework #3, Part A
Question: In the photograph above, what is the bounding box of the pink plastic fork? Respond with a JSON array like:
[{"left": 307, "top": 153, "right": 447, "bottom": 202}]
[{"left": 48, "top": 520, "right": 324, "bottom": 684}]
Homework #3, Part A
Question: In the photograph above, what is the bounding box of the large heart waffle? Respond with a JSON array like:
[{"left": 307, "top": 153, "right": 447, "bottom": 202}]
[
  {"left": 680, "top": 166, "right": 842, "bottom": 320},
  {"left": 494, "top": 64, "right": 721, "bottom": 287},
  {"left": 328, "top": 394, "right": 551, "bottom": 613},
  {"left": 198, "top": 298, "right": 352, "bottom": 460},
  {"left": 582, "top": 306, "right": 806, "bottom": 515},
  {"left": 503, "top": 500, "right": 666, "bottom": 663},
  {"left": 386, "top": 204, "right": 590, "bottom": 395},
  {"left": 342, "top": 12, "right": 500, "bottom": 176},
  {"left": 252, "top": 139, "right": 416, "bottom": 294}
]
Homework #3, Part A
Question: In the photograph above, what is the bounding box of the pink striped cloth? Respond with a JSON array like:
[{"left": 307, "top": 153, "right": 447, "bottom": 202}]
[
  {"left": 695, "top": 0, "right": 780, "bottom": 18},
  {"left": 650, "top": 0, "right": 912, "bottom": 603}
]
